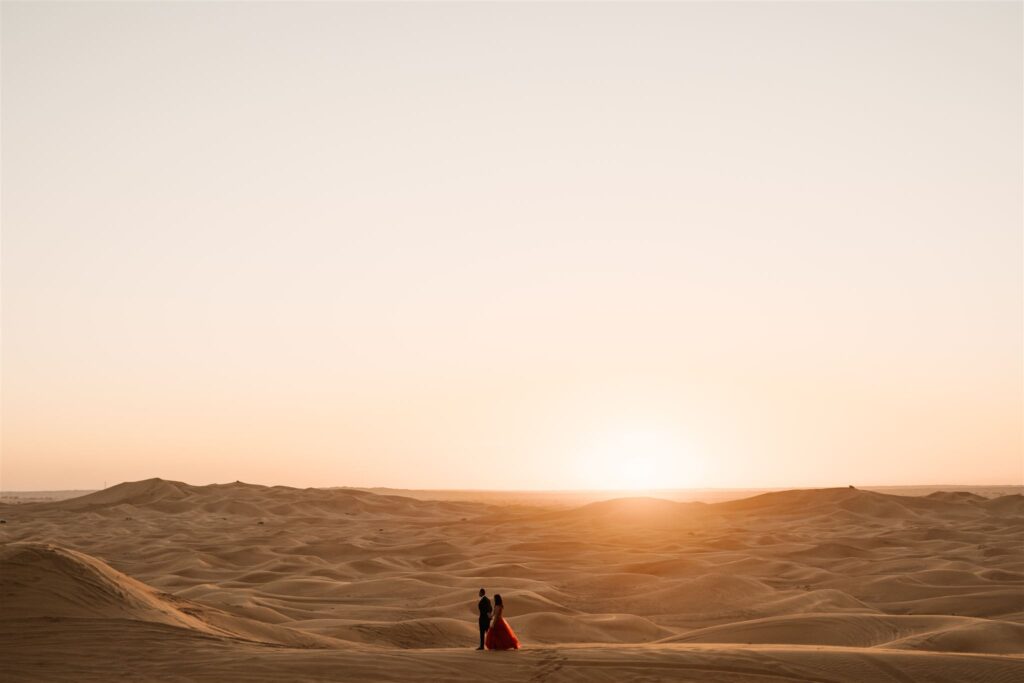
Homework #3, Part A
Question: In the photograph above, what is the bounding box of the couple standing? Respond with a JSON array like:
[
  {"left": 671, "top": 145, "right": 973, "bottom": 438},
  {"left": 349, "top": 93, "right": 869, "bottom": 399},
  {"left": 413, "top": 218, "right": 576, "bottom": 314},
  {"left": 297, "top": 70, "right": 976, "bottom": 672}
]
[{"left": 476, "top": 588, "right": 520, "bottom": 650}]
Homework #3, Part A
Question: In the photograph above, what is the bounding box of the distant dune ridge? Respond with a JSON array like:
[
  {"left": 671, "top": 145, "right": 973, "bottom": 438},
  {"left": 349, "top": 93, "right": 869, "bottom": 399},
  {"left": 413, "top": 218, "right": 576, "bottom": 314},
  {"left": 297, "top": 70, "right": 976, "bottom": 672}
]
[{"left": 1, "top": 479, "right": 1022, "bottom": 681}]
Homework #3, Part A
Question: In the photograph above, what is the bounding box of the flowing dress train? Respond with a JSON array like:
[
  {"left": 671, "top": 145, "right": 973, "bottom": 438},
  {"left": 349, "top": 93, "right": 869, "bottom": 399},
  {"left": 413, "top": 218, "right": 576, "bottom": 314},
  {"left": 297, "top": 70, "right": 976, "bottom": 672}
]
[{"left": 485, "top": 606, "right": 520, "bottom": 650}]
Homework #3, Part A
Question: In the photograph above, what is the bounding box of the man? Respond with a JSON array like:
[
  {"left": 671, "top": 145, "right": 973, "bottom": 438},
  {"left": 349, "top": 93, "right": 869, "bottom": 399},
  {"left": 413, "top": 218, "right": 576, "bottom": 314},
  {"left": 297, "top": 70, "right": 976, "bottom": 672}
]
[{"left": 476, "top": 588, "right": 492, "bottom": 650}]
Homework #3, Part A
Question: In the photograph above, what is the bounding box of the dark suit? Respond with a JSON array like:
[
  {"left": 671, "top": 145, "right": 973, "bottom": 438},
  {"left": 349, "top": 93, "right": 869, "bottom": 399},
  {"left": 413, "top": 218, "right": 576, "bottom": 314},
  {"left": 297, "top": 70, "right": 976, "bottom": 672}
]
[{"left": 477, "top": 595, "right": 492, "bottom": 648}]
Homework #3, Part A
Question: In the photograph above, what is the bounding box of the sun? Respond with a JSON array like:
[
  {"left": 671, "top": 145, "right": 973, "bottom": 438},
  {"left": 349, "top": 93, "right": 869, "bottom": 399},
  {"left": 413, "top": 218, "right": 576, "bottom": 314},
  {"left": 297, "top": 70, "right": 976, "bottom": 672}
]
[{"left": 578, "top": 428, "right": 686, "bottom": 491}]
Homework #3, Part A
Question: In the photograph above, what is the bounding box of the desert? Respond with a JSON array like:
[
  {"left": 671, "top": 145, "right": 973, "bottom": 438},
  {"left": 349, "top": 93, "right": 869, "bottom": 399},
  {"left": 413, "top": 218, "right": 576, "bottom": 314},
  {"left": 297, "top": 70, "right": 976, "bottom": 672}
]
[
  {"left": 2, "top": 479, "right": 1022, "bottom": 681},
  {"left": 5, "top": 2, "right": 1022, "bottom": 681}
]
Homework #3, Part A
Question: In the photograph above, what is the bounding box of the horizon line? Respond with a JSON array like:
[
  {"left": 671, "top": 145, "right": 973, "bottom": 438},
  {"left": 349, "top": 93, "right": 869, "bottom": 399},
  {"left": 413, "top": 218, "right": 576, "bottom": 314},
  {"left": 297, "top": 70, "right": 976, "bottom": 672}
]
[{"left": 3, "top": 480, "right": 1022, "bottom": 495}]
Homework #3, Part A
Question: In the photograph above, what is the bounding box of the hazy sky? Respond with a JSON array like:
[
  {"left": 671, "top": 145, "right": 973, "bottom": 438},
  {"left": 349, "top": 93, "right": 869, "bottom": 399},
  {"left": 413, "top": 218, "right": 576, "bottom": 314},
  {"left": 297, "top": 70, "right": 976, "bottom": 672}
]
[{"left": 2, "top": 2, "right": 1021, "bottom": 491}]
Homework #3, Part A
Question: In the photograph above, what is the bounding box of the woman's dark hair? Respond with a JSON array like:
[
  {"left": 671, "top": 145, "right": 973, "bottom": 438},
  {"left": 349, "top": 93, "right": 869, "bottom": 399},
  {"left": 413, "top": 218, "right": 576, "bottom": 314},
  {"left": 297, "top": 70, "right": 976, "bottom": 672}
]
[{"left": 494, "top": 594, "right": 503, "bottom": 606}]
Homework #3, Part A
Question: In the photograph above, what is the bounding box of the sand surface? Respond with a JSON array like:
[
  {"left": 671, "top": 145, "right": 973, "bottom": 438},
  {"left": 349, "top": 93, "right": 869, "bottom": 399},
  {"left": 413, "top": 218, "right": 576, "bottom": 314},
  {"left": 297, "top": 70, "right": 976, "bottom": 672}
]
[{"left": 1, "top": 479, "right": 1022, "bottom": 681}]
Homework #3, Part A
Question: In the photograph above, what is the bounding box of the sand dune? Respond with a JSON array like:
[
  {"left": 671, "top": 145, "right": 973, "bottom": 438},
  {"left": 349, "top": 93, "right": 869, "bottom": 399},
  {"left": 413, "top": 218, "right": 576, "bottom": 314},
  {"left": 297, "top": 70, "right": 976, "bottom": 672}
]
[
  {"left": 1, "top": 543, "right": 220, "bottom": 630},
  {"left": 661, "top": 612, "right": 1024, "bottom": 651},
  {"left": 2, "top": 479, "right": 1022, "bottom": 681},
  {"left": 0, "top": 542, "right": 340, "bottom": 649}
]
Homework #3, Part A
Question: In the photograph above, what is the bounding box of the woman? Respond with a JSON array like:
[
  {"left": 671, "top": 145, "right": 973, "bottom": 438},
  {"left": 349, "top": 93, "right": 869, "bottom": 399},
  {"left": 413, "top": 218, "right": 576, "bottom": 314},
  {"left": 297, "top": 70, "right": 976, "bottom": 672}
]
[{"left": 484, "top": 594, "right": 520, "bottom": 650}]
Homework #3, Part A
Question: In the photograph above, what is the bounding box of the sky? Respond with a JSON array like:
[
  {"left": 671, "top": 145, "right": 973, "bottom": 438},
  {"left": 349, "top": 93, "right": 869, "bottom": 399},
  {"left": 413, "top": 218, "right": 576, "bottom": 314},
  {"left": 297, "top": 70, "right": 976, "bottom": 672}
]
[{"left": 2, "top": 2, "right": 1021, "bottom": 492}]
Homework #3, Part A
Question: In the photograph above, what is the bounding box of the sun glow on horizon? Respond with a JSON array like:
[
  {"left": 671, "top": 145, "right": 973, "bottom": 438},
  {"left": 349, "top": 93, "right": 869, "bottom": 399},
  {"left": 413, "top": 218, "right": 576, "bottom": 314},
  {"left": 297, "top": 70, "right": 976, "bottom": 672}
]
[{"left": 577, "top": 427, "right": 697, "bottom": 491}]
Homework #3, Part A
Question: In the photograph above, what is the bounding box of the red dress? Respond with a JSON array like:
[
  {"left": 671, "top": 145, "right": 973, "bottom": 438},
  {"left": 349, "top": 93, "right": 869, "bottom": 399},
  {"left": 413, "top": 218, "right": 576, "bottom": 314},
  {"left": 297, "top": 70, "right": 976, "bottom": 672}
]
[{"left": 484, "top": 606, "right": 520, "bottom": 650}]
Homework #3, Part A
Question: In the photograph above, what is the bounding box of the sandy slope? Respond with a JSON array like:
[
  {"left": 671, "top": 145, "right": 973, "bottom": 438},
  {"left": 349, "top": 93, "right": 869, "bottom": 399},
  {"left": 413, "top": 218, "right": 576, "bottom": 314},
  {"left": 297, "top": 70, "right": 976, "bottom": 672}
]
[{"left": 1, "top": 479, "right": 1022, "bottom": 681}]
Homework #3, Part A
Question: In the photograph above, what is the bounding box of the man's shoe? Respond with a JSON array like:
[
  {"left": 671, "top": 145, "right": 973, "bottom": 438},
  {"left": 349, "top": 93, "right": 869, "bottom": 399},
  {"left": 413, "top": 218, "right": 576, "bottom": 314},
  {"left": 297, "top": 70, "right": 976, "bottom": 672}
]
[{"left": 475, "top": 646, "right": 484, "bottom": 650}]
